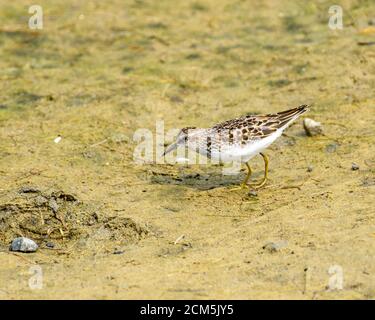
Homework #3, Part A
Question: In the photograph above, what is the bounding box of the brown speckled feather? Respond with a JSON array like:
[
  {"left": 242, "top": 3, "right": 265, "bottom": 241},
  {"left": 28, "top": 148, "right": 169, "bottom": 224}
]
[
  {"left": 212, "top": 104, "right": 309, "bottom": 141},
  {"left": 164, "top": 105, "right": 309, "bottom": 162}
]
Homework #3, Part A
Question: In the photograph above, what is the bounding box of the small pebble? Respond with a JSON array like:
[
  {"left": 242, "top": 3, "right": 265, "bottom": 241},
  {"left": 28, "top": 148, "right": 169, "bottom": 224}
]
[
  {"left": 303, "top": 118, "right": 323, "bottom": 137},
  {"left": 326, "top": 143, "right": 338, "bottom": 153},
  {"left": 54, "top": 135, "right": 62, "bottom": 144},
  {"left": 351, "top": 163, "right": 359, "bottom": 171},
  {"left": 19, "top": 186, "right": 40, "bottom": 194},
  {"left": 307, "top": 165, "right": 313, "bottom": 172},
  {"left": 10, "top": 237, "right": 38, "bottom": 253},
  {"left": 263, "top": 240, "right": 288, "bottom": 253},
  {"left": 248, "top": 190, "right": 258, "bottom": 197},
  {"left": 46, "top": 242, "right": 55, "bottom": 248}
]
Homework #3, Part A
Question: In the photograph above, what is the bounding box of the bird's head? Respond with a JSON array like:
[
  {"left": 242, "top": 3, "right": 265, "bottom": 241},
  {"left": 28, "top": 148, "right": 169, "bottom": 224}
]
[{"left": 162, "top": 126, "right": 202, "bottom": 156}]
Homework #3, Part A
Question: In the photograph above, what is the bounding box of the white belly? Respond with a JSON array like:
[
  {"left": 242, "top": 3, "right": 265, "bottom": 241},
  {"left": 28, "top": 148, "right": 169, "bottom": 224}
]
[{"left": 207, "top": 130, "right": 282, "bottom": 163}]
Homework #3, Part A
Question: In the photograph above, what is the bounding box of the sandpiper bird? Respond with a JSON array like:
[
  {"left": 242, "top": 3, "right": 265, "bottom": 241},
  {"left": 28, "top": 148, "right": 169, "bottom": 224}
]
[{"left": 163, "top": 105, "right": 309, "bottom": 190}]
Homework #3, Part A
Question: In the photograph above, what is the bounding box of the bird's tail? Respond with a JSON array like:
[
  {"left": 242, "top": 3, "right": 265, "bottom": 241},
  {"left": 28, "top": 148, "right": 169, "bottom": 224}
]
[{"left": 270, "top": 104, "right": 309, "bottom": 128}]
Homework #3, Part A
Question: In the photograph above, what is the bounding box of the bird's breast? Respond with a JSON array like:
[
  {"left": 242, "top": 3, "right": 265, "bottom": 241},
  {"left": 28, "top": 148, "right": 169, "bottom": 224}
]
[{"left": 189, "top": 129, "right": 282, "bottom": 163}]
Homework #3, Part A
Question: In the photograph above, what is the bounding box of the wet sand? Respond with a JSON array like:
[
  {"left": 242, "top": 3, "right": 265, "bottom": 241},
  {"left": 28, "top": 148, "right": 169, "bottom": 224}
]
[{"left": 0, "top": 0, "right": 374, "bottom": 299}]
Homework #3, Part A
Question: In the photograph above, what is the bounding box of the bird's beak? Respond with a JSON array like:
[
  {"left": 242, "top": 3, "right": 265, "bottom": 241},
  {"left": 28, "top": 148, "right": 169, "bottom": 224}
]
[{"left": 162, "top": 142, "right": 178, "bottom": 156}]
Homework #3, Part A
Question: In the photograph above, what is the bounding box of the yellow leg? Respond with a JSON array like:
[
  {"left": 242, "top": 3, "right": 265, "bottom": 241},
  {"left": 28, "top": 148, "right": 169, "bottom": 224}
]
[
  {"left": 229, "top": 153, "right": 269, "bottom": 191},
  {"left": 230, "top": 162, "right": 252, "bottom": 190},
  {"left": 249, "top": 153, "right": 269, "bottom": 189},
  {"left": 242, "top": 162, "right": 252, "bottom": 187}
]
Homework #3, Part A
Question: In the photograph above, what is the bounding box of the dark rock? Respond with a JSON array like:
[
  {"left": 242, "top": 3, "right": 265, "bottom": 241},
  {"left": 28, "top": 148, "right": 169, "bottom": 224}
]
[
  {"left": 351, "top": 163, "right": 360, "bottom": 171},
  {"left": 46, "top": 242, "right": 55, "bottom": 248},
  {"left": 19, "top": 186, "right": 40, "bottom": 194},
  {"left": 49, "top": 191, "right": 78, "bottom": 202},
  {"left": 113, "top": 249, "right": 125, "bottom": 255}
]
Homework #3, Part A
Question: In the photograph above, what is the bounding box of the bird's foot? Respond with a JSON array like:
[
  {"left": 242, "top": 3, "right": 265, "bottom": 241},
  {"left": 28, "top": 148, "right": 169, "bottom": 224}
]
[{"left": 228, "top": 183, "right": 249, "bottom": 191}]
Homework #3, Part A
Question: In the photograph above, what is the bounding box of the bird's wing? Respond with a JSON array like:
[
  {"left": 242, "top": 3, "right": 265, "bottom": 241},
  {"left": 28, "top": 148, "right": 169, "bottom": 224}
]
[{"left": 212, "top": 105, "right": 309, "bottom": 141}]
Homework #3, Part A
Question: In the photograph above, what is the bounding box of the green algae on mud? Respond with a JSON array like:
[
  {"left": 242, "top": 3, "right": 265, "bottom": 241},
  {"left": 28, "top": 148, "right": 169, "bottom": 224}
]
[{"left": 1, "top": 0, "right": 375, "bottom": 299}]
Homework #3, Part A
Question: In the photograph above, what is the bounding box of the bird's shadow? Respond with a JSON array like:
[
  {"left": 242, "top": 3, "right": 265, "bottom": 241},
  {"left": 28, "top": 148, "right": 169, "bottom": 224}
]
[{"left": 149, "top": 168, "right": 263, "bottom": 191}]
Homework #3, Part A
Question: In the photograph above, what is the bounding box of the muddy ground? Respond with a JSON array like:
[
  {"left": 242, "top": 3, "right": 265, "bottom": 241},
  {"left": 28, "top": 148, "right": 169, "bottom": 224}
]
[{"left": 0, "top": 0, "right": 374, "bottom": 299}]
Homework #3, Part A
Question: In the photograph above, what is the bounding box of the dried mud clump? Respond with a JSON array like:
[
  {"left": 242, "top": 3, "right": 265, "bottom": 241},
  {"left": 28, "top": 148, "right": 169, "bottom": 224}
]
[{"left": 0, "top": 187, "right": 149, "bottom": 248}]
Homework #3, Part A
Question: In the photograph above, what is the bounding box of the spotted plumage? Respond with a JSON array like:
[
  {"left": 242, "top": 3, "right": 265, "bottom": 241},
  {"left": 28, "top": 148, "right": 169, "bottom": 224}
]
[
  {"left": 163, "top": 105, "right": 309, "bottom": 163},
  {"left": 163, "top": 105, "right": 309, "bottom": 190}
]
